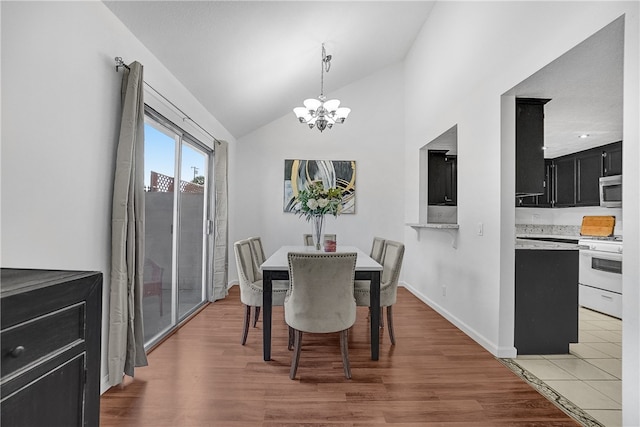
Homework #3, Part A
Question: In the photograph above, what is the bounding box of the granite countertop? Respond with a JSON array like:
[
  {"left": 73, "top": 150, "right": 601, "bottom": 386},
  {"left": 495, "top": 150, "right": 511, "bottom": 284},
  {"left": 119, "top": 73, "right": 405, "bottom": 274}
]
[
  {"left": 516, "top": 233, "right": 580, "bottom": 241},
  {"left": 515, "top": 238, "right": 583, "bottom": 250},
  {"left": 516, "top": 224, "right": 581, "bottom": 237},
  {"left": 515, "top": 224, "right": 582, "bottom": 249}
]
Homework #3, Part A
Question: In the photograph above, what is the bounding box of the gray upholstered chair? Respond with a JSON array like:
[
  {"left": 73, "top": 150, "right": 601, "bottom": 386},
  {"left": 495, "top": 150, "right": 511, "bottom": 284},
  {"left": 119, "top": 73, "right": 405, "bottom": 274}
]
[
  {"left": 303, "top": 233, "right": 337, "bottom": 246},
  {"left": 234, "top": 238, "right": 289, "bottom": 345},
  {"left": 247, "top": 236, "right": 266, "bottom": 326},
  {"left": 354, "top": 240, "right": 405, "bottom": 345},
  {"left": 370, "top": 237, "right": 386, "bottom": 263},
  {"left": 355, "top": 236, "right": 385, "bottom": 337},
  {"left": 285, "top": 252, "right": 357, "bottom": 379}
]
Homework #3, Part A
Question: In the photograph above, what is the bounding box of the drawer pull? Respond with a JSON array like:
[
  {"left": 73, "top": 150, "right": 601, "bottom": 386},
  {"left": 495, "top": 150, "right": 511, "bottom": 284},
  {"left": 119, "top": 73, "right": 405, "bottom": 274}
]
[
  {"left": 601, "top": 295, "right": 613, "bottom": 300},
  {"left": 9, "top": 346, "right": 25, "bottom": 358}
]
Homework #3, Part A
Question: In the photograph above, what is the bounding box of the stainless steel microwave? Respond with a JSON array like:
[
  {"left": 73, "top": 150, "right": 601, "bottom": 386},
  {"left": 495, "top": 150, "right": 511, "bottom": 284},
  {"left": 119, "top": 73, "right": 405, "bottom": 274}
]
[{"left": 599, "top": 175, "right": 622, "bottom": 207}]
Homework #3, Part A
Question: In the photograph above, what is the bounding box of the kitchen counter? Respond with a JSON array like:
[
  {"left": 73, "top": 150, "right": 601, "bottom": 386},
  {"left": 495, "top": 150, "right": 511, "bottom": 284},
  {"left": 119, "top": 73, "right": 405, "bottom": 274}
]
[
  {"left": 517, "top": 233, "right": 579, "bottom": 241},
  {"left": 515, "top": 237, "right": 584, "bottom": 250},
  {"left": 516, "top": 224, "right": 581, "bottom": 237}
]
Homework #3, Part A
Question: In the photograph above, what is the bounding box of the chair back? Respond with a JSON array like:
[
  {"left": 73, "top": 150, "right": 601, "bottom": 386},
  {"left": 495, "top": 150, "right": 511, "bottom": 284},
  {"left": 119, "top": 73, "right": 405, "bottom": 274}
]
[
  {"left": 285, "top": 252, "right": 357, "bottom": 333},
  {"left": 370, "top": 237, "right": 386, "bottom": 263},
  {"left": 234, "top": 239, "right": 257, "bottom": 285},
  {"left": 248, "top": 236, "right": 265, "bottom": 279},
  {"left": 303, "top": 233, "right": 337, "bottom": 246},
  {"left": 380, "top": 240, "right": 405, "bottom": 290}
]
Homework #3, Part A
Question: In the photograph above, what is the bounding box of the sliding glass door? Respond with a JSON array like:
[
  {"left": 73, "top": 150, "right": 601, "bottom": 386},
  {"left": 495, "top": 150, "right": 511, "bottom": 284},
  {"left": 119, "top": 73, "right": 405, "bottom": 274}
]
[
  {"left": 142, "top": 109, "right": 212, "bottom": 348},
  {"left": 177, "top": 142, "right": 208, "bottom": 318}
]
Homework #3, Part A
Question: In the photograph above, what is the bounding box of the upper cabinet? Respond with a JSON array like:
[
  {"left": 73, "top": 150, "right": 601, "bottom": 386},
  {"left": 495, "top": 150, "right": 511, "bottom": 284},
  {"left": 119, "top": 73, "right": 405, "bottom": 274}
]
[
  {"left": 517, "top": 160, "right": 553, "bottom": 207},
  {"left": 516, "top": 98, "right": 551, "bottom": 197},
  {"left": 554, "top": 148, "right": 601, "bottom": 207},
  {"left": 602, "top": 141, "right": 623, "bottom": 176},
  {"left": 553, "top": 155, "right": 577, "bottom": 206},
  {"left": 517, "top": 141, "right": 622, "bottom": 208}
]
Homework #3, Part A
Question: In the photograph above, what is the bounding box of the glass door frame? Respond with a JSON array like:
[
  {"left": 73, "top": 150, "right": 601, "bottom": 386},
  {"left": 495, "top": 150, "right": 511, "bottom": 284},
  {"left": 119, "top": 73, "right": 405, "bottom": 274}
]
[{"left": 143, "top": 105, "right": 214, "bottom": 350}]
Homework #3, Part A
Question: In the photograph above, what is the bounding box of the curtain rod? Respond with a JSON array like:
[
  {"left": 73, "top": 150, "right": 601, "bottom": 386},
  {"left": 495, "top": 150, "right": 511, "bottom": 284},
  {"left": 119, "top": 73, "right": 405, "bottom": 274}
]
[{"left": 114, "top": 57, "right": 221, "bottom": 145}]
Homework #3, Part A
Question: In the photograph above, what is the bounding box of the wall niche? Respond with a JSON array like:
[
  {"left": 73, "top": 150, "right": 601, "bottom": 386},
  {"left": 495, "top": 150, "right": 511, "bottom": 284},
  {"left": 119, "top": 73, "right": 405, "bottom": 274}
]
[{"left": 419, "top": 125, "right": 458, "bottom": 224}]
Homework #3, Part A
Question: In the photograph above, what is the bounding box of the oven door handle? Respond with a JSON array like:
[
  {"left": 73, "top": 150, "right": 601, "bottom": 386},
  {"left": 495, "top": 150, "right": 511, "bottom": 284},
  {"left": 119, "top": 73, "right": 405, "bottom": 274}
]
[{"left": 580, "top": 249, "right": 622, "bottom": 261}]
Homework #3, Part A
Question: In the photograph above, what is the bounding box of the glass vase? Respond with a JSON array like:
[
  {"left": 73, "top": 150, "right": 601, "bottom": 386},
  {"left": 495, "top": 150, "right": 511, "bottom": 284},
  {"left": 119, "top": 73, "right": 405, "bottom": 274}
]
[{"left": 312, "top": 215, "right": 324, "bottom": 250}]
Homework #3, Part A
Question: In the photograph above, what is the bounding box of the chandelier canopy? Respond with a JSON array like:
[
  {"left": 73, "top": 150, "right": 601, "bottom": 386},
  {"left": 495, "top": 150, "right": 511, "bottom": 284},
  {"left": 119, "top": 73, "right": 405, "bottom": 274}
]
[{"left": 293, "top": 44, "right": 351, "bottom": 132}]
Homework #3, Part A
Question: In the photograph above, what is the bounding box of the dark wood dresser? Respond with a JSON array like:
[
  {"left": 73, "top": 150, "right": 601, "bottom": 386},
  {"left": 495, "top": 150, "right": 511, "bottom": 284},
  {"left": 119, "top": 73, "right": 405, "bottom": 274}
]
[{"left": 1, "top": 269, "right": 102, "bottom": 426}]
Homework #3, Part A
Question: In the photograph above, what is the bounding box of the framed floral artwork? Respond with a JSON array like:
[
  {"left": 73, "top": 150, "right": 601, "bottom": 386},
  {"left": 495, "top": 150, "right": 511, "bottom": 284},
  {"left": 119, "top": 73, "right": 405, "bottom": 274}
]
[{"left": 283, "top": 159, "right": 355, "bottom": 214}]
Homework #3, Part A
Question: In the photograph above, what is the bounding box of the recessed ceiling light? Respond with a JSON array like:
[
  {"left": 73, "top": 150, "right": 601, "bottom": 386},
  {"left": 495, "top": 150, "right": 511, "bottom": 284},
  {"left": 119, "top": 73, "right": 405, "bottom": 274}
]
[{"left": 579, "top": 134, "right": 590, "bottom": 139}]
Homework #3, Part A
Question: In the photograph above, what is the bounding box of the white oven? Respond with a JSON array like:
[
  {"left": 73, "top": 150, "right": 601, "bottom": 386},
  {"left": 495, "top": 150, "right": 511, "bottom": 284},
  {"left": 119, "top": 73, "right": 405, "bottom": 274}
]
[{"left": 579, "top": 238, "right": 622, "bottom": 318}]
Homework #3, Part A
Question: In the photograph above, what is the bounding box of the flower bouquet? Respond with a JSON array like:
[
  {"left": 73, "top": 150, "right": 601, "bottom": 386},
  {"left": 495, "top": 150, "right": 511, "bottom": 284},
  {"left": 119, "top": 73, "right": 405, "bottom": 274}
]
[{"left": 293, "top": 182, "right": 343, "bottom": 249}]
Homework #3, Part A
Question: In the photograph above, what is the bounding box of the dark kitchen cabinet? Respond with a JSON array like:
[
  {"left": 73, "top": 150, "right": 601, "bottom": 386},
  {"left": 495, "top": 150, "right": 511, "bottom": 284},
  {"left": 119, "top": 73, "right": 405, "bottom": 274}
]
[
  {"left": 602, "top": 141, "right": 622, "bottom": 176},
  {"left": 518, "top": 141, "right": 623, "bottom": 208},
  {"left": 1, "top": 269, "right": 103, "bottom": 427},
  {"left": 517, "top": 160, "right": 553, "bottom": 207},
  {"left": 575, "top": 148, "right": 602, "bottom": 206},
  {"left": 554, "top": 155, "right": 576, "bottom": 207},
  {"left": 554, "top": 146, "right": 603, "bottom": 207},
  {"left": 515, "top": 98, "right": 550, "bottom": 197},
  {"left": 428, "top": 150, "right": 457, "bottom": 206},
  {"left": 515, "top": 249, "right": 578, "bottom": 354}
]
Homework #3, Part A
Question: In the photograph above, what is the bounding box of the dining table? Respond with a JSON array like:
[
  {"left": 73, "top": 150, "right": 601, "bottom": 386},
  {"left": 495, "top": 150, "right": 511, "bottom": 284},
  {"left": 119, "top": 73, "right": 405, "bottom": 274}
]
[{"left": 260, "top": 245, "right": 383, "bottom": 361}]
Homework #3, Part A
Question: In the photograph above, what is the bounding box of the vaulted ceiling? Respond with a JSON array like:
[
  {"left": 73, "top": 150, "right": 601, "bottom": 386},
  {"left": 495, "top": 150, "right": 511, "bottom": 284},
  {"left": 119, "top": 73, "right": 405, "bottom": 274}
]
[
  {"left": 104, "top": 1, "right": 436, "bottom": 138},
  {"left": 104, "top": 1, "right": 623, "bottom": 157}
]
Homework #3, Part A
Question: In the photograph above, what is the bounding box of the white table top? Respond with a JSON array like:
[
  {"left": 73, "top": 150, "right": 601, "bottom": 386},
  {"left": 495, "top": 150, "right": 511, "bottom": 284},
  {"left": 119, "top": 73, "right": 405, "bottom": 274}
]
[{"left": 261, "top": 245, "right": 382, "bottom": 271}]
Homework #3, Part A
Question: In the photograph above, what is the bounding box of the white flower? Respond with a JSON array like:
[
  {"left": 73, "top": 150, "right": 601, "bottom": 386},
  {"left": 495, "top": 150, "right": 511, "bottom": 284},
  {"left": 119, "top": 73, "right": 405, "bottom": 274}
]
[
  {"left": 317, "top": 198, "right": 329, "bottom": 208},
  {"left": 306, "top": 199, "right": 319, "bottom": 210}
]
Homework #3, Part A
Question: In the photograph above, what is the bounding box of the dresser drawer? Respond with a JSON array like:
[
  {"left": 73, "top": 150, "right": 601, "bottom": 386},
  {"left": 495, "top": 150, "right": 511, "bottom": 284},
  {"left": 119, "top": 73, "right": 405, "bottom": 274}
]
[{"left": 1, "top": 302, "right": 85, "bottom": 378}]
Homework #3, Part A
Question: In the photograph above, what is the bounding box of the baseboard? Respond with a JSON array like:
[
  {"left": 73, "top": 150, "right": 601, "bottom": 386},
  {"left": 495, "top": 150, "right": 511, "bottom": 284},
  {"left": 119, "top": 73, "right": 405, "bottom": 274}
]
[{"left": 400, "top": 281, "right": 517, "bottom": 358}]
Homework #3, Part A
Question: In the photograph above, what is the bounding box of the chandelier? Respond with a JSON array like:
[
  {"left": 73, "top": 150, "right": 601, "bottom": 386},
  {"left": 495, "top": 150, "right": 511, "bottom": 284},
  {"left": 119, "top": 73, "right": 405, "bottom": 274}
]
[{"left": 293, "top": 44, "right": 351, "bottom": 132}]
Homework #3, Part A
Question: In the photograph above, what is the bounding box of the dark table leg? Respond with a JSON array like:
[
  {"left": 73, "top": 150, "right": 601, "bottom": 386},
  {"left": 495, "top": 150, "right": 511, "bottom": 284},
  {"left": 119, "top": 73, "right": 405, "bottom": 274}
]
[
  {"left": 369, "top": 270, "right": 380, "bottom": 360},
  {"left": 263, "top": 270, "right": 273, "bottom": 361}
]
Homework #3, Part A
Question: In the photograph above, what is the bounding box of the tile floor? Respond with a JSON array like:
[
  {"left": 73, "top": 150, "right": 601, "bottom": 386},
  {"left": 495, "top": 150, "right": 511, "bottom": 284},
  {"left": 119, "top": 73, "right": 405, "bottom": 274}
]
[{"left": 514, "top": 307, "right": 622, "bottom": 427}]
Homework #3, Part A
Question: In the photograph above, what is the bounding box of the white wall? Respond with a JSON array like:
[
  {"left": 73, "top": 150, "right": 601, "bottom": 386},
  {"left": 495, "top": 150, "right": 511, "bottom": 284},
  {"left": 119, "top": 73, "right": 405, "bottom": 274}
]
[
  {"left": 230, "top": 63, "right": 405, "bottom": 280},
  {"left": 402, "top": 2, "right": 639, "bottom": 425},
  {"left": 1, "top": 1, "right": 234, "bottom": 393}
]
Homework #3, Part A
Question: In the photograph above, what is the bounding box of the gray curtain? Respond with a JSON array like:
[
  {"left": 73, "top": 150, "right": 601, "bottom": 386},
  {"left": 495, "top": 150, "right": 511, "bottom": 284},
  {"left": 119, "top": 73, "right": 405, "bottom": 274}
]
[
  {"left": 108, "top": 61, "right": 148, "bottom": 386},
  {"left": 211, "top": 139, "right": 229, "bottom": 301}
]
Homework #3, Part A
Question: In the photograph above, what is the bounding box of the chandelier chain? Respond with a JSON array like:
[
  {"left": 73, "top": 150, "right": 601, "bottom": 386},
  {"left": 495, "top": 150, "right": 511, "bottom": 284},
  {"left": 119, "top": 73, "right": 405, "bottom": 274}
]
[
  {"left": 320, "top": 47, "right": 324, "bottom": 97},
  {"left": 320, "top": 43, "right": 331, "bottom": 97}
]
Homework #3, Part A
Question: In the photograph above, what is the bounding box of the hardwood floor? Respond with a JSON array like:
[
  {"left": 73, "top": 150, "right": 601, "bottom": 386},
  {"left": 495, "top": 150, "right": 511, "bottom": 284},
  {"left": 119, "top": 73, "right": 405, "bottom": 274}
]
[{"left": 100, "top": 286, "right": 579, "bottom": 426}]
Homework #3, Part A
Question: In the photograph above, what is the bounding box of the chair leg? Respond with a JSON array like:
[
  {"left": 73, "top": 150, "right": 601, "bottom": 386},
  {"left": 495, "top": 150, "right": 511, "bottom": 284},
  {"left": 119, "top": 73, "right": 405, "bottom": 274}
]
[
  {"left": 241, "top": 305, "right": 251, "bottom": 345},
  {"left": 253, "top": 306, "right": 261, "bottom": 327},
  {"left": 290, "top": 329, "right": 303, "bottom": 380},
  {"left": 340, "top": 329, "right": 352, "bottom": 379},
  {"left": 288, "top": 326, "right": 295, "bottom": 351},
  {"left": 387, "top": 305, "right": 396, "bottom": 345}
]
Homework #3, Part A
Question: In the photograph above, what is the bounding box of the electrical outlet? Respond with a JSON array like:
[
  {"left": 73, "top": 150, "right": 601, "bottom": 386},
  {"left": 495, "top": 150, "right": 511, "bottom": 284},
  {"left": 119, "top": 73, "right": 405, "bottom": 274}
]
[
  {"left": 477, "top": 222, "right": 484, "bottom": 236},
  {"left": 442, "top": 285, "right": 447, "bottom": 296}
]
